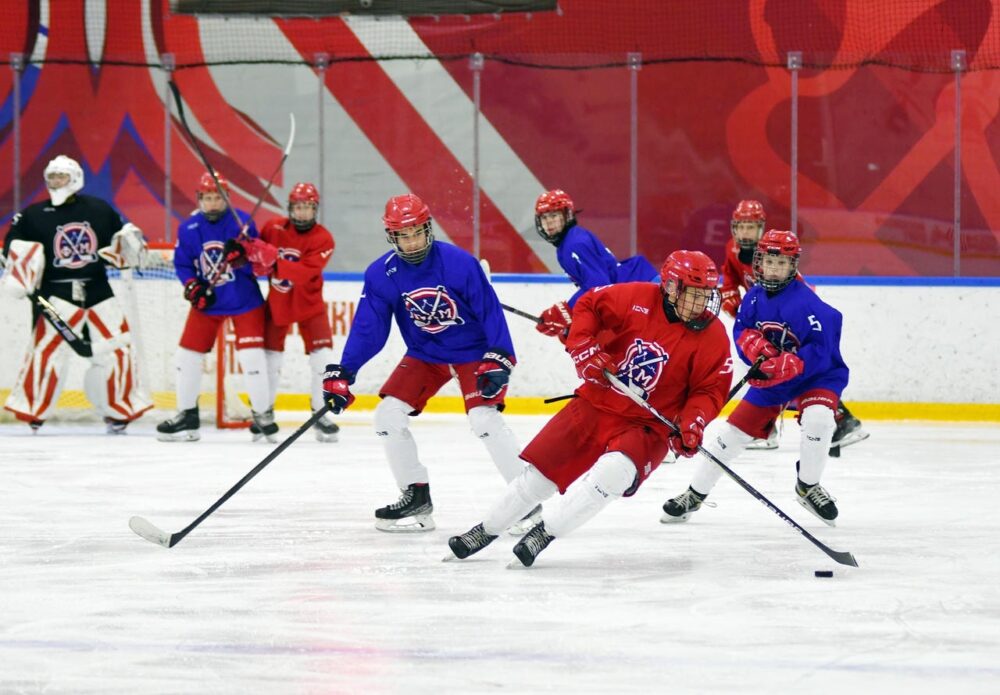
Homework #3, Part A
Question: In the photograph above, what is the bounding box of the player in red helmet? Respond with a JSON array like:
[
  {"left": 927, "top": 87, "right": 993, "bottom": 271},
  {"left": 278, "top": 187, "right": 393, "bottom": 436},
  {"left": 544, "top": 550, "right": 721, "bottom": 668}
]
[
  {"left": 446, "top": 250, "right": 732, "bottom": 567},
  {"left": 663, "top": 231, "right": 852, "bottom": 527},
  {"left": 531, "top": 189, "right": 658, "bottom": 342},
  {"left": 323, "top": 193, "right": 529, "bottom": 533},
  {"left": 233, "top": 182, "right": 340, "bottom": 442}
]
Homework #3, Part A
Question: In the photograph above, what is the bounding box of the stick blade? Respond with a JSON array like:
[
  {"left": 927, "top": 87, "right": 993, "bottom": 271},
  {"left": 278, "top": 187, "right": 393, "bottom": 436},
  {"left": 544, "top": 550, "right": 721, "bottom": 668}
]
[
  {"left": 129, "top": 516, "right": 173, "bottom": 548},
  {"left": 827, "top": 548, "right": 859, "bottom": 568}
]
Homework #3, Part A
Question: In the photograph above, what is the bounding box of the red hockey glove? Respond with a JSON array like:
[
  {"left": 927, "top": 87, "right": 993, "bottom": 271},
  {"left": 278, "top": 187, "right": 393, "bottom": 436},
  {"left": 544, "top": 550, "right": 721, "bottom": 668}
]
[
  {"left": 669, "top": 411, "right": 706, "bottom": 458},
  {"left": 322, "top": 364, "right": 356, "bottom": 414},
  {"left": 749, "top": 352, "right": 804, "bottom": 388},
  {"left": 535, "top": 301, "right": 572, "bottom": 338},
  {"left": 736, "top": 328, "right": 779, "bottom": 362},
  {"left": 720, "top": 288, "right": 740, "bottom": 318},
  {"left": 222, "top": 238, "right": 249, "bottom": 269},
  {"left": 244, "top": 238, "right": 278, "bottom": 271},
  {"left": 183, "top": 277, "right": 216, "bottom": 310},
  {"left": 567, "top": 336, "right": 614, "bottom": 386},
  {"left": 474, "top": 348, "right": 515, "bottom": 399}
]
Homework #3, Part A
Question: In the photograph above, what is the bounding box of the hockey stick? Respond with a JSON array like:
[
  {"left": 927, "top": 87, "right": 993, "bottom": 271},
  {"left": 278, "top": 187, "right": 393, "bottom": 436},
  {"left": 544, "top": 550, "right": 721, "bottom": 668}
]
[
  {"left": 500, "top": 303, "right": 541, "bottom": 324},
  {"left": 129, "top": 405, "right": 331, "bottom": 548},
  {"left": 168, "top": 80, "right": 296, "bottom": 284},
  {"left": 604, "top": 370, "right": 859, "bottom": 568}
]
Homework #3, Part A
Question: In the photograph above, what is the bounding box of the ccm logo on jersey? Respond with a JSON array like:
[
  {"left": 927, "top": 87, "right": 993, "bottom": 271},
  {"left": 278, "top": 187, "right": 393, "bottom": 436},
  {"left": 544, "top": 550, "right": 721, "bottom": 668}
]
[{"left": 52, "top": 222, "right": 99, "bottom": 269}]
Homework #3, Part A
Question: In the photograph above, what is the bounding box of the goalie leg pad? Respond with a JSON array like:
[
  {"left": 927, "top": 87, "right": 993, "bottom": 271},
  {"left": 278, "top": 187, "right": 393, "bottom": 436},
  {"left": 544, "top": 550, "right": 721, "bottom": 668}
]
[
  {"left": 82, "top": 298, "right": 152, "bottom": 420},
  {"left": 544, "top": 451, "right": 637, "bottom": 537},
  {"left": 483, "top": 465, "right": 558, "bottom": 537},
  {"left": 374, "top": 396, "right": 429, "bottom": 488},
  {"left": 468, "top": 405, "right": 524, "bottom": 483}
]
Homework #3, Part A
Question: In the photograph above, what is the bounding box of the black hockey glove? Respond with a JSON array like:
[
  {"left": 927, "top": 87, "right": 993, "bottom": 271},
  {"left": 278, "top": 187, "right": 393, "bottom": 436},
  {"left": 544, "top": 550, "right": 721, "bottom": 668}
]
[
  {"left": 475, "top": 348, "right": 514, "bottom": 400},
  {"left": 183, "top": 277, "right": 216, "bottom": 310},
  {"left": 222, "top": 237, "right": 249, "bottom": 269}
]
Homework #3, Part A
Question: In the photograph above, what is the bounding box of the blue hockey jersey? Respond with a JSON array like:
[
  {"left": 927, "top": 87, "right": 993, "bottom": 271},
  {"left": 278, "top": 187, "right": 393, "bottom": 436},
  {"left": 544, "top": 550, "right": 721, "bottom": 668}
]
[
  {"left": 341, "top": 242, "right": 515, "bottom": 375},
  {"left": 173, "top": 209, "right": 264, "bottom": 316},
  {"left": 556, "top": 225, "right": 659, "bottom": 307},
  {"left": 734, "top": 280, "right": 850, "bottom": 407}
]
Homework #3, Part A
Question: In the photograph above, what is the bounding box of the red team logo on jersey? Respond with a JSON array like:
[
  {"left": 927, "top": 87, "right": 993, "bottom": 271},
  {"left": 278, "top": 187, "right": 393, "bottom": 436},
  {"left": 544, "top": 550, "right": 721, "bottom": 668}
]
[
  {"left": 618, "top": 338, "right": 670, "bottom": 399},
  {"left": 199, "top": 241, "right": 234, "bottom": 284},
  {"left": 402, "top": 286, "right": 465, "bottom": 334},
  {"left": 52, "top": 222, "right": 99, "bottom": 269},
  {"left": 755, "top": 320, "right": 800, "bottom": 353},
  {"left": 269, "top": 247, "right": 300, "bottom": 294}
]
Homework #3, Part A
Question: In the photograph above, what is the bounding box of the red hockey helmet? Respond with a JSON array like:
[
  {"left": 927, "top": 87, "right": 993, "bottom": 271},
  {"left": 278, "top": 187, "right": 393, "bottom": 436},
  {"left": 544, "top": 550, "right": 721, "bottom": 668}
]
[
  {"left": 196, "top": 172, "right": 230, "bottom": 197},
  {"left": 753, "top": 229, "right": 801, "bottom": 292},
  {"left": 730, "top": 199, "right": 766, "bottom": 250},
  {"left": 383, "top": 194, "right": 434, "bottom": 263},
  {"left": 288, "top": 182, "right": 320, "bottom": 231},
  {"left": 660, "top": 250, "right": 721, "bottom": 331},
  {"left": 534, "top": 189, "right": 576, "bottom": 245}
]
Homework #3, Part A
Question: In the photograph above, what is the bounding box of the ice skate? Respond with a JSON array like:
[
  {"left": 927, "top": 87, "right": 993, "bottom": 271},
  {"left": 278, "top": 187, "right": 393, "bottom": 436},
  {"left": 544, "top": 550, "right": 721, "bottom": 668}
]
[
  {"left": 829, "top": 409, "right": 869, "bottom": 455},
  {"left": 375, "top": 483, "right": 435, "bottom": 532},
  {"left": 746, "top": 427, "right": 779, "bottom": 450},
  {"left": 313, "top": 410, "right": 340, "bottom": 443},
  {"left": 446, "top": 523, "right": 498, "bottom": 560},
  {"left": 104, "top": 417, "right": 129, "bottom": 435},
  {"left": 250, "top": 408, "right": 279, "bottom": 443},
  {"left": 156, "top": 408, "right": 200, "bottom": 442},
  {"left": 660, "top": 486, "right": 708, "bottom": 523},
  {"left": 506, "top": 504, "right": 543, "bottom": 536},
  {"left": 28, "top": 419, "right": 44, "bottom": 433},
  {"left": 510, "top": 522, "right": 555, "bottom": 568},
  {"left": 795, "top": 478, "right": 838, "bottom": 526}
]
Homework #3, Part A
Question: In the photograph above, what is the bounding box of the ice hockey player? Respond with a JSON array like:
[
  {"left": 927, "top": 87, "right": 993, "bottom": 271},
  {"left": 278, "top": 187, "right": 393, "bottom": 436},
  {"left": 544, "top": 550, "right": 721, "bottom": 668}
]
[
  {"left": 662, "top": 230, "right": 849, "bottom": 527},
  {"left": 230, "top": 182, "right": 339, "bottom": 442},
  {"left": 321, "top": 193, "right": 531, "bottom": 533},
  {"left": 531, "top": 189, "right": 658, "bottom": 341},
  {"left": 1, "top": 154, "right": 151, "bottom": 433},
  {"left": 447, "top": 250, "right": 732, "bottom": 567},
  {"left": 720, "top": 199, "right": 867, "bottom": 453},
  {"left": 156, "top": 172, "right": 275, "bottom": 443}
]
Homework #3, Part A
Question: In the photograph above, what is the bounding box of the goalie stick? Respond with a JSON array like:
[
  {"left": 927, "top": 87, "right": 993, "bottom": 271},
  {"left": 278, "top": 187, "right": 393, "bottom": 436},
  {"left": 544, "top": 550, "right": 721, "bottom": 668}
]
[
  {"left": 167, "top": 80, "right": 296, "bottom": 285},
  {"left": 129, "top": 405, "right": 331, "bottom": 548},
  {"left": 604, "top": 369, "right": 859, "bottom": 568}
]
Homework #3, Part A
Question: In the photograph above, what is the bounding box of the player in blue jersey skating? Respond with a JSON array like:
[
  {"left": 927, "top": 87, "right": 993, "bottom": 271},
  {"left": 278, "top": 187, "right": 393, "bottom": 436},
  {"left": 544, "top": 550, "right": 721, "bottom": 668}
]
[
  {"left": 531, "top": 189, "right": 659, "bottom": 340},
  {"left": 662, "top": 230, "right": 849, "bottom": 526},
  {"left": 157, "top": 172, "right": 276, "bottom": 443},
  {"left": 321, "top": 194, "right": 531, "bottom": 533}
]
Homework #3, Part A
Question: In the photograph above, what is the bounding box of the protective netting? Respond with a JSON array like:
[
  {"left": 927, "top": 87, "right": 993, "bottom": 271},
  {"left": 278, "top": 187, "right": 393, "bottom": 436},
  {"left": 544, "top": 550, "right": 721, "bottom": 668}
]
[{"left": 1, "top": 0, "right": 998, "bottom": 72}]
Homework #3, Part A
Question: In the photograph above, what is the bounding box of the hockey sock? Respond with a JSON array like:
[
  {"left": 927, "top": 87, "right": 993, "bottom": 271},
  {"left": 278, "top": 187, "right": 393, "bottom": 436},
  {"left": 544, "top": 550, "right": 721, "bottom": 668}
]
[
  {"left": 237, "top": 347, "right": 270, "bottom": 413},
  {"left": 374, "top": 396, "right": 429, "bottom": 487},
  {"left": 308, "top": 347, "right": 334, "bottom": 411},
  {"left": 174, "top": 347, "right": 204, "bottom": 411},
  {"left": 798, "top": 405, "right": 836, "bottom": 485},
  {"left": 483, "top": 465, "right": 557, "bottom": 536},
  {"left": 467, "top": 405, "right": 524, "bottom": 483},
  {"left": 265, "top": 349, "right": 284, "bottom": 408},
  {"left": 544, "top": 452, "right": 636, "bottom": 537},
  {"left": 689, "top": 420, "right": 754, "bottom": 496}
]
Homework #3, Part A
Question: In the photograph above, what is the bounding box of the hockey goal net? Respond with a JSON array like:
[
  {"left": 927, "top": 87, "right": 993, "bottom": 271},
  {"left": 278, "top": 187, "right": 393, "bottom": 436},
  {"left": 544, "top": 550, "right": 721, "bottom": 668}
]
[{"left": 0, "top": 243, "right": 252, "bottom": 428}]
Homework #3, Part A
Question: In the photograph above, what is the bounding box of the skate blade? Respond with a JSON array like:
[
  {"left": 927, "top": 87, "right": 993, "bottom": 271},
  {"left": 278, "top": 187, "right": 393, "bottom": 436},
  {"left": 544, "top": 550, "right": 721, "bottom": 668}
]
[
  {"left": 156, "top": 431, "right": 200, "bottom": 443},
  {"left": 505, "top": 558, "right": 531, "bottom": 570},
  {"left": 833, "top": 430, "right": 870, "bottom": 449},
  {"left": 659, "top": 512, "right": 692, "bottom": 524},
  {"left": 795, "top": 496, "right": 837, "bottom": 527},
  {"left": 314, "top": 432, "right": 339, "bottom": 443},
  {"left": 375, "top": 515, "right": 436, "bottom": 533}
]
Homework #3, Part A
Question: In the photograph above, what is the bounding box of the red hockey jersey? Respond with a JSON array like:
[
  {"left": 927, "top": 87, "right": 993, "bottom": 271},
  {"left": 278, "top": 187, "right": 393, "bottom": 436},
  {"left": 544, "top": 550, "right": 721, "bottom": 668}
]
[
  {"left": 259, "top": 217, "right": 335, "bottom": 325},
  {"left": 569, "top": 282, "right": 732, "bottom": 432}
]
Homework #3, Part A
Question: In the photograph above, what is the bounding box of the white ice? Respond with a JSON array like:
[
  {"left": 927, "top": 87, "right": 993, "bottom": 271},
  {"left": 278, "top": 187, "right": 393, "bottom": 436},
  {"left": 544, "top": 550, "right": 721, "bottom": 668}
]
[{"left": 1, "top": 415, "right": 999, "bottom": 694}]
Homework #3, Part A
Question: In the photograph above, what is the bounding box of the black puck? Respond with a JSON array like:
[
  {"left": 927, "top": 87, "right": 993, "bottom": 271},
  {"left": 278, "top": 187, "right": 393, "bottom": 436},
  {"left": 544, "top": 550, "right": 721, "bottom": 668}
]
[{"left": 814, "top": 570, "right": 833, "bottom": 578}]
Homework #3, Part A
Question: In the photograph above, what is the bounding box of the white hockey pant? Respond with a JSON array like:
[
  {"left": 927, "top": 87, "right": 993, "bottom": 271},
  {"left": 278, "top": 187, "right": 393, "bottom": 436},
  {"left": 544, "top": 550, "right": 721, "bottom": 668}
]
[
  {"left": 483, "top": 465, "right": 559, "bottom": 536},
  {"left": 467, "top": 405, "right": 525, "bottom": 483},
  {"left": 236, "top": 347, "right": 269, "bottom": 414},
  {"left": 688, "top": 419, "right": 755, "bottom": 496},
  {"left": 308, "top": 347, "right": 334, "bottom": 412},
  {"left": 797, "top": 404, "right": 836, "bottom": 485},
  {"left": 6, "top": 295, "right": 151, "bottom": 421},
  {"left": 543, "top": 451, "right": 638, "bottom": 538},
  {"left": 374, "top": 396, "right": 428, "bottom": 488}
]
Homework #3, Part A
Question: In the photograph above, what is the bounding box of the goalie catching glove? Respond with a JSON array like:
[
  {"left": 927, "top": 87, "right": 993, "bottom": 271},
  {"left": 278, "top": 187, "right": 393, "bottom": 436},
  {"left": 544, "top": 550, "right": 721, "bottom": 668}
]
[
  {"left": 183, "top": 277, "right": 216, "bottom": 310},
  {"left": 97, "top": 223, "right": 147, "bottom": 270},
  {"left": 474, "top": 349, "right": 515, "bottom": 399},
  {"left": 322, "top": 365, "right": 356, "bottom": 414}
]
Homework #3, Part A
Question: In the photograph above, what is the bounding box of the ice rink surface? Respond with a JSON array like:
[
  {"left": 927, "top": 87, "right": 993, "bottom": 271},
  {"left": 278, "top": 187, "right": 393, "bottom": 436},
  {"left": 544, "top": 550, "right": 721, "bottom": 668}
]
[{"left": 1, "top": 414, "right": 998, "bottom": 694}]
